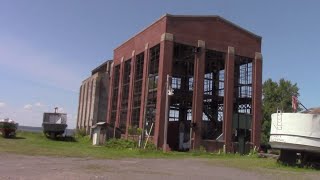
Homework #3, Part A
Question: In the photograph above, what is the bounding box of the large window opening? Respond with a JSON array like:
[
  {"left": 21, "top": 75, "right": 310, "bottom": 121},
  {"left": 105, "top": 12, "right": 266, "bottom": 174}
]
[
  {"left": 202, "top": 49, "right": 225, "bottom": 140},
  {"left": 167, "top": 43, "right": 196, "bottom": 151},
  {"left": 145, "top": 44, "right": 160, "bottom": 136},
  {"left": 131, "top": 52, "right": 144, "bottom": 128},
  {"left": 119, "top": 59, "right": 131, "bottom": 133},
  {"left": 233, "top": 56, "right": 253, "bottom": 145},
  {"left": 110, "top": 65, "right": 120, "bottom": 127}
]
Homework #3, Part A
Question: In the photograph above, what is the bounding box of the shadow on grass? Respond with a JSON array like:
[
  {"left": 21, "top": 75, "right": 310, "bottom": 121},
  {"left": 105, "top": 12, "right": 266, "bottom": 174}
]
[
  {"left": 1, "top": 136, "right": 26, "bottom": 140},
  {"left": 277, "top": 159, "right": 320, "bottom": 170},
  {"left": 46, "top": 135, "right": 77, "bottom": 142},
  {"left": 11, "top": 136, "right": 26, "bottom": 140}
]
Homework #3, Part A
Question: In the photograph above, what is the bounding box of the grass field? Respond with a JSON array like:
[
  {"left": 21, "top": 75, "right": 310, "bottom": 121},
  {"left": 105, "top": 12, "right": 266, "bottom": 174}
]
[{"left": 0, "top": 131, "right": 318, "bottom": 173}]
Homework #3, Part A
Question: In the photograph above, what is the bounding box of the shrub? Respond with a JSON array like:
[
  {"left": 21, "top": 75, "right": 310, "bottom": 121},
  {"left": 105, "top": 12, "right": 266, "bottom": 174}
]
[
  {"left": 128, "top": 126, "right": 142, "bottom": 137},
  {"left": 105, "top": 138, "right": 137, "bottom": 149},
  {"left": 144, "top": 141, "right": 157, "bottom": 150},
  {"left": 75, "top": 128, "right": 87, "bottom": 138}
]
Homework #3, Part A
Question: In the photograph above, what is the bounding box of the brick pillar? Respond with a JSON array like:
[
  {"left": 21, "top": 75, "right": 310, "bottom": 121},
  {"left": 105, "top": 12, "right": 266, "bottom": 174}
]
[
  {"left": 126, "top": 51, "right": 136, "bottom": 137},
  {"left": 82, "top": 82, "right": 88, "bottom": 129},
  {"left": 77, "top": 85, "right": 84, "bottom": 129},
  {"left": 89, "top": 78, "right": 97, "bottom": 127},
  {"left": 191, "top": 40, "right": 206, "bottom": 149},
  {"left": 86, "top": 79, "right": 93, "bottom": 134},
  {"left": 92, "top": 76, "right": 100, "bottom": 125},
  {"left": 115, "top": 58, "right": 125, "bottom": 128},
  {"left": 154, "top": 33, "right": 174, "bottom": 148},
  {"left": 223, "top": 46, "right": 235, "bottom": 152},
  {"left": 252, "top": 52, "right": 262, "bottom": 149},
  {"left": 106, "top": 62, "right": 114, "bottom": 124},
  {"left": 139, "top": 43, "right": 150, "bottom": 129}
]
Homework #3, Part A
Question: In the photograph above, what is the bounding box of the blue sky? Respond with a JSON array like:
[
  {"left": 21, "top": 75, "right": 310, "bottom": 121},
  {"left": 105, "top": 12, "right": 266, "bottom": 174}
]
[{"left": 0, "top": 0, "right": 319, "bottom": 128}]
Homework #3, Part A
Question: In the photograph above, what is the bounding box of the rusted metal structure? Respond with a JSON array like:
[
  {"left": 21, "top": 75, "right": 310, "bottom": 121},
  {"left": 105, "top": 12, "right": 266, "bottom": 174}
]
[{"left": 106, "top": 14, "right": 262, "bottom": 153}]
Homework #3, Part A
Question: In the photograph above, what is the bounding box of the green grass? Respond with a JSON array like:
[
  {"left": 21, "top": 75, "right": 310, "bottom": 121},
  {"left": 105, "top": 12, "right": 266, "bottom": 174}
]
[{"left": 0, "top": 131, "right": 319, "bottom": 174}]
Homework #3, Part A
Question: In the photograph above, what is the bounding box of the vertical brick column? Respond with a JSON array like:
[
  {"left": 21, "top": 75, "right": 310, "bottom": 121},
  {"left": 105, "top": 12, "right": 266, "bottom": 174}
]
[
  {"left": 126, "top": 51, "right": 136, "bottom": 137},
  {"left": 154, "top": 33, "right": 174, "bottom": 148},
  {"left": 86, "top": 79, "right": 93, "bottom": 133},
  {"left": 252, "top": 52, "right": 262, "bottom": 149},
  {"left": 115, "top": 58, "right": 125, "bottom": 128},
  {"left": 82, "top": 82, "right": 88, "bottom": 129},
  {"left": 223, "top": 46, "right": 235, "bottom": 152},
  {"left": 89, "top": 78, "right": 97, "bottom": 127},
  {"left": 139, "top": 43, "right": 150, "bottom": 129},
  {"left": 191, "top": 40, "right": 206, "bottom": 149},
  {"left": 106, "top": 63, "right": 114, "bottom": 124},
  {"left": 92, "top": 76, "right": 100, "bottom": 125},
  {"left": 77, "top": 85, "right": 84, "bottom": 129}
]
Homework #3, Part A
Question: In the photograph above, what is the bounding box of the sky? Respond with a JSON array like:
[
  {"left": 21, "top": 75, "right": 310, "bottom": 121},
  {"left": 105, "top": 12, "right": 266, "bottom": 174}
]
[{"left": 0, "top": 0, "right": 319, "bottom": 128}]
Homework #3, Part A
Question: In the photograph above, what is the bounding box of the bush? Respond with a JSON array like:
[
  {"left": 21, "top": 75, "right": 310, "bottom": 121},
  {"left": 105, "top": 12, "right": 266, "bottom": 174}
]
[
  {"left": 143, "top": 141, "right": 157, "bottom": 150},
  {"left": 75, "top": 128, "right": 87, "bottom": 138},
  {"left": 105, "top": 138, "right": 137, "bottom": 149},
  {"left": 128, "top": 126, "right": 142, "bottom": 136}
]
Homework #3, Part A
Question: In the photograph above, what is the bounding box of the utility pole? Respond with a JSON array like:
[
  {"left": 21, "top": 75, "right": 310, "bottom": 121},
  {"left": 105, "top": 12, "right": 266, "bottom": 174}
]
[
  {"left": 163, "top": 74, "right": 173, "bottom": 152},
  {"left": 140, "top": 73, "right": 149, "bottom": 148}
]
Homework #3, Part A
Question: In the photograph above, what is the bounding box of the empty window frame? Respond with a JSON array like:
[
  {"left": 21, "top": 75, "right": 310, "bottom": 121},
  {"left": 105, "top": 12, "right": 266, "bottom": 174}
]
[
  {"left": 171, "top": 77, "right": 181, "bottom": 89},
  {"left": 131, "top": 52, "right": 144, "bottom": 127},
  {"left": 110, "top": 65, "right": 120, "bottom": 126},
  {"left": 119, "top": 59, "right": 131, "bottom": 132},
  {"left": 145, "top": 44, "right": 160, "bottom": 136},
  {"left": 169, "top": 108, "right": 179, "bottom": 122}
]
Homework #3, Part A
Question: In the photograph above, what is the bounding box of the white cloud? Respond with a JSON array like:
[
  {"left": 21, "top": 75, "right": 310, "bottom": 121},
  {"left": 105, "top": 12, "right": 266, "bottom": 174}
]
[
  {"left": 0, "top": 102, "right": 6, "bottom": 108},
  {"left": 23, "top": 104, "right": 33, "bottom": 111},
  {"left": 34, "top": 102, "right": 43, "bottom": 107}
]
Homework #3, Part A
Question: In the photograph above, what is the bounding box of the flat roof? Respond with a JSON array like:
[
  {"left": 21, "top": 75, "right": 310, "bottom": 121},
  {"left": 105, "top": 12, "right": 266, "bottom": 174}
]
[{"left": 91, "top": 60, "right": 113, "bottom": 75}]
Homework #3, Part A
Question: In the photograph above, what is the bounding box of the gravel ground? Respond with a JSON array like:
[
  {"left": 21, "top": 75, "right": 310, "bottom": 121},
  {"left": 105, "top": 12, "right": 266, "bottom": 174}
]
[{"left": 0, "top": 153, "right": 318, "bottom": 180}]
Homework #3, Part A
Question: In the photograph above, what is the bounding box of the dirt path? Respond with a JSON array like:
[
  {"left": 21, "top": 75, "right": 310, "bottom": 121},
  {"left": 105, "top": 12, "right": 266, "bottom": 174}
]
[{"left": 0, "top": 154, "right": 317, "bottom": 180}]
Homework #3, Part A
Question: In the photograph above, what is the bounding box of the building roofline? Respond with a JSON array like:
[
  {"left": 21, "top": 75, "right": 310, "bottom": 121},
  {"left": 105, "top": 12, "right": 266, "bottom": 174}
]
[
  {"left": 114, "top": 14, "right": 261, "bottom": 53},
  {"left": 114, "top": 14, "right": 167, "bottom": 52},
  {"left": 165, "top": 14, "right": 262, "bottom": 39},
  {"left": 91, "top": 59, "right": 113, "bottom": 75}
]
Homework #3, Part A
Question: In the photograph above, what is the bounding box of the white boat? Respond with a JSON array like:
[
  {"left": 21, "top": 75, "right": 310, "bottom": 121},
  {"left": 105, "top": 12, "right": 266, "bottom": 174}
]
[{"left": 269, "top": 112, "right": 320, "bottom": 153}]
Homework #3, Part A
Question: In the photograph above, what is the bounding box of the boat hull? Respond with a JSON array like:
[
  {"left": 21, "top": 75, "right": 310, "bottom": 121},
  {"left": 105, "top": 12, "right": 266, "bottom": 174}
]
[{"left": 269, "top": 113, "right": 320, "bottom": 153}]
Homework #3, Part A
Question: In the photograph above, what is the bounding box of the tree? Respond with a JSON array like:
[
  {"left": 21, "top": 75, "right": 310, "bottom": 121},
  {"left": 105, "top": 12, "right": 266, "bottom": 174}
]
[{"left": 261, "top": 78, "right": 300, "bottom": 145}]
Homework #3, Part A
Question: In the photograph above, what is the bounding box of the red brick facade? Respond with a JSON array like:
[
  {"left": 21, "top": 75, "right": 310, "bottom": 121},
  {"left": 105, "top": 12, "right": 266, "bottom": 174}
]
[{"left": 106, "top": 14, "right": 262, "bottom": 153}]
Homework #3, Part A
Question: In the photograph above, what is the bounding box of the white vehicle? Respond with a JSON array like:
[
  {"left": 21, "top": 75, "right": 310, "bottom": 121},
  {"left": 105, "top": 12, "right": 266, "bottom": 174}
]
[{"left": 269, "top": 109, "right": 320, "bottom": 166}]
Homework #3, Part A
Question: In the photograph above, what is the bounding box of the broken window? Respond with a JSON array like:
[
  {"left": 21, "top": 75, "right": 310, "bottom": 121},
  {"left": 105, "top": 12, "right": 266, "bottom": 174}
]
[
  {"left": 171, "top": 77, "right": 181, "bottom": 89},
  {"left": 119, "top": 59, "right": 131, "bottom": 133},
  {"left": 169, "top": 108, "right": 179, "bottom": 122},
  {"left": 202, "top": 49, "right": 225, "bottom": 140},
  {"left": 110, "top": 65, "right": 120, "bottom": 126},
  {"left": 144, "top": 44, "right": 160, "bottom": 136},
  {"left": 131, "top": 52, "right": 144, "bottom": 128}
]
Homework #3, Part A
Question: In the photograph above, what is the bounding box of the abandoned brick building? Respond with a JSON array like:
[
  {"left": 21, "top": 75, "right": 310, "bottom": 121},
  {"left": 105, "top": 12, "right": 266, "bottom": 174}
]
[{"left": 105, "top": 14, "right": 262, "bottom": 153}]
